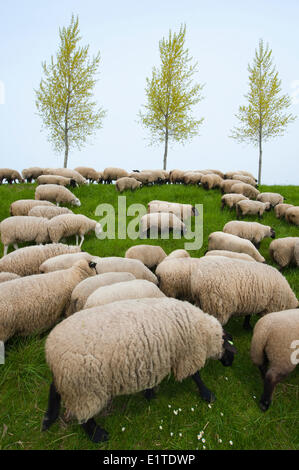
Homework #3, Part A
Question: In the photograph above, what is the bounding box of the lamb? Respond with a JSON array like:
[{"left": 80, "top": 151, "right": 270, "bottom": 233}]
[
  {"left": 36, "top": 175, "right": 77, "bottom": 188},
  {"left": 84, "top": 279, "right": 165, "bottom": 309},
  {"left": 251, "top": 309, "right": 299, "bottom": 411},
  {"left": 236, "top": 200, "right": 271, "bottom": 219},
  {"left": 0, "top": 216, "right": 50, "bottom": 256},
  {"left": 125, "top": 244, "right": 166, "bottom": 269},
  {"left": 43, "top": 168, "right": 87, "bottom": 185},
  {"left": 42, "top": 297, "right": 237, "bottom": 442},
  {"left": 10, "top": 199, "right": 54, "bottom": 216},
  {"left": 0, "top": 259, "right": 97, "bottom": 343},
  {"left": 231, "top": 182, "right": 260, "bottom": 199},
  {"left": 221, "top": 194, "right": 249, "bottom": 210},
  {"left": 223, "top": 221, "right": 275, "bottom": 248},
  {"left": 0, "top": 272, "right": 20, "bottom": 283},
  {"left": 148, "top": 201, "right": 198, "bottom": 220},
  {"left": 35, "top": 184, "right": 81, "bottom": 207},
  {"left": 200, "top": 174, "right": 223, "bottom": 190},
  {"left": 139, "top": 213, "right": 187, "bottom": 238},
  {"left": 0, "top": 168, "right": 24, "bottom": 184},
  {"left": 207, "top": 231, "right": 265, "bottom": 262},
  {"left": 205, "top": 250, "right": 256, "bottom": 262},
  {"left": 115, "top": 177, "right": 142, "bottom": 192},
  {"left": 65, "top": 272, "right": 136, "bottom": 316},
  {"left": 274, "top": 203, "right": 294, "bottom": 219},
  {"left": 93, "top": 256, "right": 158, "bottom": 284},
  {"left": 269, "top": 237, "right": 299, "bottom": 270},
  {"left": 0, "top": 243, "right": 80, "bottom": 276},
  {"left": 156, "top": 256, "right": 298, "bottom": 329},
  {"left": 74, "top": 167, "right": 103, "bottom": 183},
  {"left": 285, "top": 206, "right": 299, "bottom": 226},
  {"left": 257, "top": 192, "right": 284, "bottom": 207},
  {"left": 48, "top": 214, "right": 102, "bottom": 247},
  {"left": 22, "top": 167, "right": 45, "bottom": 183},
  {"left": 28, "top": 205, "right": 73, "bottom": 219},
  {"left": 39, "top": 252, "right": 94, "bottom": 273},
  {"left": 103, "top": 167, "right": 128, "bottom": 183}
]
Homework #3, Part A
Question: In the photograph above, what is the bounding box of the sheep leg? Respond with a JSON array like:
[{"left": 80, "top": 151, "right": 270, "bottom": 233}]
[
  {"left": 192, "top": 371, "right": 216, "bottom": 403},
  {"left": 3, "top": 245, "right": 9, "bottom": 256},
  {"left": 259, "top": 370, "right": 287, "bottom": 412},
  {"left": 254, "top": 241, "right": 261, "bottom": 249},
  {"left": 143, "top": 388, "right": 156, "bottom": 400},
  {"left": 258, "top": 354, "right": 269, "bottom": 380},
  {"left": 42, "top": 382, "right": 61, "bottom": 431},
  {"left": 79, "top": 235, "right": 84, "bottom": 247},
  {"left": 13, "top": 243, "right": 18, "bottom": 250},
  {"left": 81, "top": 418, "right": 109, "bottom": 443},
  {"left": 243, "top": 315, "right": 252, "bottom": 330}
]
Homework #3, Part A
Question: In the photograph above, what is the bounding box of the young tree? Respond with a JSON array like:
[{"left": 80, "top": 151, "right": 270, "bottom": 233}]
[
  {"left": 35, "top": 15, "right": 106, "bottom": 168},
  {"left": 139, "top": 24, "right": 204, "bottom": 170},
  {"left": 230, "top": 39, "right": 296, "bottom": 184}
]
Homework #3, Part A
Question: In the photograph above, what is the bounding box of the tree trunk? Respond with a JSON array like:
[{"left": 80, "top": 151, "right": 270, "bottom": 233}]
[
  {"left": 64, "top": 130, "right": 69, "bottom": 168},
  {"left": 163, "top": 127, "right": 168, "bottom": 171},
  {"left": 258, "top": 126, "right": 262, "bottom": 185}
]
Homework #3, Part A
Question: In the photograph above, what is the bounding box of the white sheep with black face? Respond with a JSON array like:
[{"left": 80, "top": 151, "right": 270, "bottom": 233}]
[{"left": 35, "top": 184, "right": 81, "bottom": 207}]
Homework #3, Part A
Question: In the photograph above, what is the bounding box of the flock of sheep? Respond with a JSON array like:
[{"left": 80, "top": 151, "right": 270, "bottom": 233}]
[{"left": 0, "top": 165, "right": 298, "bottom": 445}]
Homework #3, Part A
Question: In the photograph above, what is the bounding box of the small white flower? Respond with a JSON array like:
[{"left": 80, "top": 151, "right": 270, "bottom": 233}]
[
  {"left": 229, "top": 440, "right": 233, "bottom": 446},
  {"left": 202, "top": 438, "right": 206, "bottom": 443},
  {"left": 208, "top": 404, "right": 212, "bottom": 409},
  {"left": 197, "top": 431, "right": 204, "bottom": 440},
  {"left": 203, "top": 445, "right": 206, "bottom": 450},
  {"left": 168, "top": 404, "right": 171, "bottom": 408},
  {"left": 253, "top": 396, "right": 256, "bottom": 399},
  {"left": 218, "top": 439, "right": 222, "bottom": 443},
  {"left": 179, "top": 408, "right": 182, "bottom": 412},
  {"left": 159, "top": 426, "right": 163, "bottom": 430},
  {"left": 191, "top": 407, "right": 194, "bottom": 412},
  {"left": 170, "top": 432, "right": 173, "bottom": 437},
  {"left": 122, "top": 427, "right": 125, "bottom": 432},
  {"left": 220, "top": 412, "right": 224, "bottom": 416},
  {"left": 161, "top": 419, "right": 163, "bottom": 423},
  {"left": 173, "top": 410, "right": 178, "bottom": 415},
  {"left": 179, "top": 433, "right": 182, "bottom": 437},
  {"left": 225, "top": 377, "right": 228, "bottom": 381}
]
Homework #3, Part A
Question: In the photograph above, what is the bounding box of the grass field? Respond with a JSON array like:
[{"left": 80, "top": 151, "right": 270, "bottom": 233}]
[{"left": 0, "top": 182, "right": 298, "bottom": 450}]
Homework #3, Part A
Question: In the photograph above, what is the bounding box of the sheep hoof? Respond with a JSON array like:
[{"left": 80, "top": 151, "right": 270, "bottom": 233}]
[
  {"left": 202, "top": 390, "right": 216, "bottom": 403},
  {"left": 82, "top": 418, "right": 109, "bottom": 443},
  {"left": 42, "top": 414, "right": 57, "bottom": 432},
  {"left": 259, "top": 400, "right": 270, "bottom": 412}
]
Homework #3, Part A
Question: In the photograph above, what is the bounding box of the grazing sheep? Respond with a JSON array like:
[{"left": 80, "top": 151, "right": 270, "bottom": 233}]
[
  {"left": 156, "top": 256, "right": 298, "bottom": 329},
  {"left": 225, "top": 170, "right": 256, "bottom": 181},
  {"left": 103, "top": 167, "right": 128, "bottom": 183},
  {"left": 148, "top": 201, "right": 198, "bottom": 220},
  {"left": 140, "top": 213, "right": 187, "bottom": 238},
  {"left": 221, "top": 194, "right": 249, "bottom": 210},
  {"left": 269, "top": 237, "right": 299, "bottom": 270},
  {"left": 74, "top": 167, "right": 102, "bottom": 183},
  {"left": 0, "top": 259, "right": 97, "bottom": 343},
  {"left": 0, "top": 272, "right": 20, "bottom": 283},
  {"left": 28, "top": 205, "right": 73, "bottom": 219},
  {"left": 42, "top": 297, "right": 237, "bottom": 442},
  {"left": 220, "top": 179, "right": 242, "bottom": 194},
  {"left": 165, "top": 249, "right": 191, "bottom": 259},
  {"left": 231, "top": 182, "right": 260, "bottom": 200},
  {"left": 22, "top": 167, "right": 45, "bottom": 183},
  {"left": 223, "top": 221, "right": 275, "bottom": 248},
  {"left": 142, "top": 169, "right": 168, "bottom": 184},
  {"left": 201, "top": 174, "right": 223, "bottom": 190},
  {"left": 125, "top": 245, "right": 166, "bottom": 269},
  {"left": 182, "top": 172, "right": 203, "bottom": 185},
  {"left": 0, "top": 168, "right": 23, "bottom": 184},
  {"left": 0, "top": 243, "right": 80, "bottom": 276},
  {"left": 10, "top": 199, "right": 54, "bottom": 216},
  {"left": 48, "top": 214, "right": 102, "bottom": 247},
  {"left": 236, "top": 200, "right": 271, "bottom": 219},
  {"left": 129, "top": 171, "right": 157, "bottom": 185},
  {"left": 251, "top": 309, "right": 299, "bottom": 411},
  {"left": 36, "top": 175, "right": 77, "bottom": 188},
  {"left": 84, "top": 279, "right": 165, "bottom": 309},
  {"left": 204, "top": 169, "right": 224, "bottom": 178},
  {"left": 43, "top": 168, "right": 87, "bottom": 185},
  {"left": 65, "top": 272, "right": 136, "bottom": 316},
  {"left": 257, "top": 192, "right": 284, "bottom": 207},
  {"left": 232, "top": 174, "right": 257, "bottom": 187},
  {"left": 285, "top": 206, "right": 299, "bottom": 226},
  {"left": 169, "top": 169, "right": 186, "bottom": 184},
  {"left": 39, "top": 252, "right": 94, "bottom": 273},
  {"left": 205, "top": 250, "right": 256, "bottom": 262},
  {"left": 93, "top": 256, "right": 158, "bottom": 284},
  {"left": 207, "top": 231, "right": 265, "bottom": 262},
  {"left": 35, "top": 184, "right": 81, "bottom": 207},
  {"left": 274, "top": 203, "right": 294, "bottom": 219},
  {"left": 0, "top": 216, "right": 50, "bottom": 256},
  {"left": 115, "top": 177, "right": 142, "bottom": 192}
]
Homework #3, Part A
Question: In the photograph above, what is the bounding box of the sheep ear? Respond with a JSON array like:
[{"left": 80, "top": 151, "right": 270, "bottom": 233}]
[
  {"left": 224, "top": 339, "right": 237, "bottom": 354},
  {"left": 89, "top": 261, "right": 97, "bottom": 269}
]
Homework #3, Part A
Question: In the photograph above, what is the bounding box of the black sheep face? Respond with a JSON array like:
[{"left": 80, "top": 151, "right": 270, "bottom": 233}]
[{"left": 219, "top": 331, "right": 237, "bottom": 367}]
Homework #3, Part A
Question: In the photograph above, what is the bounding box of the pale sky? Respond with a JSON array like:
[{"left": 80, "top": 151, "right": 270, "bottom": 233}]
[{"left": 1, "top": 0, "right": 299, "bottom": 184}]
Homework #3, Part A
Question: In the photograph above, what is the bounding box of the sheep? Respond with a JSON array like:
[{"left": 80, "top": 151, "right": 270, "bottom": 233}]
[
  {"left": 48, "top": 214, "right": 102, "bottom": 247},
  {"left": 225, "top": 170, "right": 256, "bottom": 181},
  {"left": 269, "top": 237, "right": 299, "bottom": 270},
  {"left": 251, "top": 309, "right": 299, "bottom": 411},
  {"left": 232, "top": 174, "right": 257, "bottom": 187},
  {"left": 125, "top": 245, "right": 166, "bottom": 270},
  {"left": 0, "top": 259, "right": 97, "bottom": 343},
  {"left": 156, "top": 256, "right": 298, "bottom": 329},
  {"left": 148, "top": 201, "right": 198, "bottom": 220},
  {"left": 28, "top": 205, "right": 73, "bottom": 219},
  {"left": 129, "top": 171, "right": 157, "bottom": 185},
  {"left": 65, "top": 272, "right": 136, "bottom": 316},
  {"left": 142, "top": 169, "right": 168, "bottom": 184},
  {"left": 35, "top": 184, "right": 81, "bottom": 207},
  {"left": 285, "top": 206, "right": 299, "bottom": 226},
  {"left": 182, "top": 171, "right": 203, "bottom": 185},
  {"left": 204, "top": 169, "right": 224, "bottom": 178},
  {"left": 10, "top": 199, "right": 55, "bottom": 216},
  {"left": 257, "top": 192, "right": 284, "bottom": 207},
  {"left": 43, "top": 168, "right": 87, "bottom": 185},
  {"left": 115, "top": 177, "right": 142, "bottom": 192},
  {"left": 223, "top": 221, "right": 275, "bottom": 248},
  {"left": 294, "top": 241, "right": 299, "bottom": 266},
  {"left": 0, "top": 243, "right": 80, "bottom": 276},
  {"left": 74, "top": 167, "right": 103, "bottom": 183},
  {"left": 36, "top": 175, "right": 77, "bottom": 188},
  {"left": 205, "top": 250, "right": 256, "bottom": 262},
  {"left": 84, "top": 279, "right": 165, "bottom": 309},
  {"left": 0, "top": 272, "right": 20, "bottom": 283},
  {"left": 165, "top": 249, "right": 191, "bottom": 259},
  {"left": 201, "top": 174, "right": 223, "bottom": 190},
  {"left": 207, "top": 231, "right": 265, "bottom": 262},
  {"left": 236, "top": 200, "right": 271, "bottom": 219},
  {"left": 0, "top": 168, "right": 24, "bottom": 184},
  {"left": 169, "top": 169, "right": 186, "bottom": 184},
  {"left": 231, "top": 182, "right": 260, "bottom": 200},
  {"left": 221, "top": 194, "right": 249, "bottom": 210},
  {"left": 22, "top": 167, "right": 45, "bottom": 183},
  {"left": 220, "top": 179, "right": 242, "bottom": 194},
  {"left": 42, "top": 297, "right": 237, "bottom": 442},
  {"left": 0, "top": 216, "right": 50, "bottom": 256},
  {"left": 92, "top": 256, "right": 158, "bottom": 284},
  {"left": 140, "top": 213, "right": 187, "bottom": 238},
  {"left": 39, "top": 252, "right": 94, "bottom": 273},
  {"left": 274, "top": 203, "right": 294, "bottom": 219},
  {"left": 103, "top": 167, "right": 128, "bottom": 183}
]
